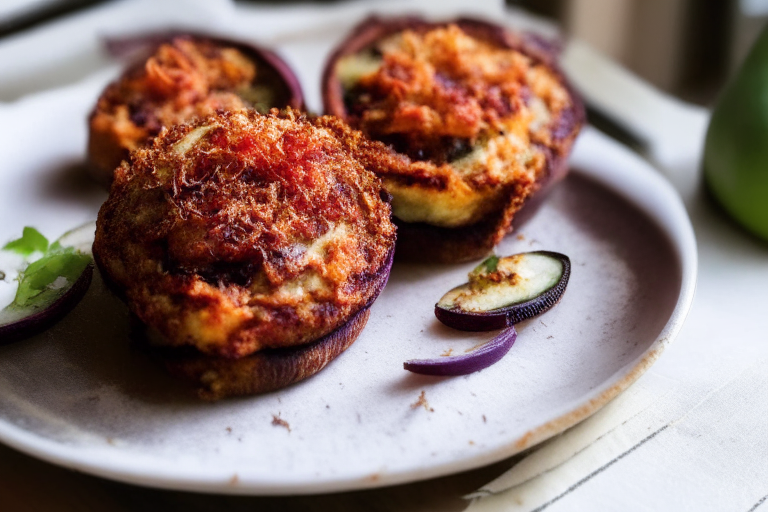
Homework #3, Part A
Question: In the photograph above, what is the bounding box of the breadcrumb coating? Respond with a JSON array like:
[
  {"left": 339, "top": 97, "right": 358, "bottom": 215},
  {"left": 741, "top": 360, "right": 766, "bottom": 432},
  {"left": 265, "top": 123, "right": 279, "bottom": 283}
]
[{"left": 94, "top": 109, "right": 395, "bottom": 358}]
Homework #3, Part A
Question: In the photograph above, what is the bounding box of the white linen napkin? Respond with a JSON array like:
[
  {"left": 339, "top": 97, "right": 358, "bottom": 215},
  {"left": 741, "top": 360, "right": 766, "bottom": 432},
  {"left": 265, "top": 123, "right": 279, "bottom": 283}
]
[
  {"left": 467, "top": 360, "right": 768, "bottom": 511},
  {"left": 464, "top": 11, "right": 768, "bottom": 512}
]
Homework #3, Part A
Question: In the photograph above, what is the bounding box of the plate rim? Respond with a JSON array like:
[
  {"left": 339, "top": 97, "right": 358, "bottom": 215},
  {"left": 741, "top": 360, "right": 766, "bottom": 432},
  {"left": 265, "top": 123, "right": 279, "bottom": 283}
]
[{"left": 0, "top": 126, "right": 698, "bottom": 495}]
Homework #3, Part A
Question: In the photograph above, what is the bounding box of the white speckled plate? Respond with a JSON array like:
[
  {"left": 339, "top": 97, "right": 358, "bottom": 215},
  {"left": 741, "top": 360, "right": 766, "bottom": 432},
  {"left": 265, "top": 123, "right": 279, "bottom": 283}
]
[{"left": 0, "top": 71, "right": 696, "bottom": 494}]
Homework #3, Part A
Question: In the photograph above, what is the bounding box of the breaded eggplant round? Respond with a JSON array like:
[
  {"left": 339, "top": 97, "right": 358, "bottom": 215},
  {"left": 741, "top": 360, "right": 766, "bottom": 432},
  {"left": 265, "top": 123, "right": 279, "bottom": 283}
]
[
  {"left": 93, "top": 108, "right": 396, "bottom": 398},
  {"left": 88, "top": 34, "right": 304, "bottom": 185},
  {"left": 323, "top": 17, "right": 585, "bottom": 262}
]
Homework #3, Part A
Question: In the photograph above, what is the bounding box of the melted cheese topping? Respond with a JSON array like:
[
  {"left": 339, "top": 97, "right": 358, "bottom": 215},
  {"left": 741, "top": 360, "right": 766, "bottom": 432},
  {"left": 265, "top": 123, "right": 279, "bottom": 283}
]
[{"left": 172, "top": 124, "right": 214, "bottom": 155}]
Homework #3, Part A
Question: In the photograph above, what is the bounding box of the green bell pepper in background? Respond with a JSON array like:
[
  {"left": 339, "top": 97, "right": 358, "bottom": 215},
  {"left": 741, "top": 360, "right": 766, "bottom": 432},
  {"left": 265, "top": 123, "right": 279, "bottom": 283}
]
[{"left": 705, "top": 24, "right": 768, "bottom": 241}]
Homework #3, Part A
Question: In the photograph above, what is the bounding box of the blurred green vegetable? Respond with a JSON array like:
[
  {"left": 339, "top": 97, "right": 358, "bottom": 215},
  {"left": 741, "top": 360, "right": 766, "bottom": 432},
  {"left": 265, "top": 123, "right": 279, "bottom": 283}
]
[{"left": 704, "top": 25, "right": 768, "bottom": 241}]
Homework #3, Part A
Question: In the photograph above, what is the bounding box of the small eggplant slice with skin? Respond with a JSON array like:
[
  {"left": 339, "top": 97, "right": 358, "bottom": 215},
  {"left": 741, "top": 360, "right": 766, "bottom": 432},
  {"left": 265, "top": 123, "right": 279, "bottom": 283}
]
[
  {"left": 404, "top": 326, "right": 517, "bottom": 376},
  {"left": 435, "top": 251, "right": 570, "bottom": 332},
  {"left": 0, "top": 225, "right": 94, "bottom": 344}
]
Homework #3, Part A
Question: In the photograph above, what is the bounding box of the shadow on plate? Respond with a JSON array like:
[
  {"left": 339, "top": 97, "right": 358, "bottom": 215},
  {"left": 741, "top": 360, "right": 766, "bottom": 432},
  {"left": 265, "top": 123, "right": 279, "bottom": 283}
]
[{"left": 37, "top": 160, "right": 107, "bottom": 209}]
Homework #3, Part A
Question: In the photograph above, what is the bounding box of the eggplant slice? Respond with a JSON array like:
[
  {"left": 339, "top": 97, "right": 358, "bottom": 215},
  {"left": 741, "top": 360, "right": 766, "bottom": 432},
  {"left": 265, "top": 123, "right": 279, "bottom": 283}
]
[
  {"left": 161, "top": 249, "right": 393, "bottom": 400},
  {"left": 93, "top": 109, "right": 397, "bottom": 399},
  {"left": 435, "top": 251, "right": 571, "bottom": 331},
  {"left": 0, "top": 223, "right": 95, "bottom": 344}
]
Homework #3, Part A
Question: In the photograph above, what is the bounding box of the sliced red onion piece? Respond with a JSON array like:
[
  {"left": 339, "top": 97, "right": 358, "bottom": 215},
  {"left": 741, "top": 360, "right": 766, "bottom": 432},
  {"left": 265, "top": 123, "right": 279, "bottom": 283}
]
[
  {"left": 404, "top": 326, "right": 517, "bottom": 376},
  {"left": 0, "top": 223, "right": 95, "bottom": 344},
  {"left": 435, "top": 251, "right": 570, "bottom": 331}
]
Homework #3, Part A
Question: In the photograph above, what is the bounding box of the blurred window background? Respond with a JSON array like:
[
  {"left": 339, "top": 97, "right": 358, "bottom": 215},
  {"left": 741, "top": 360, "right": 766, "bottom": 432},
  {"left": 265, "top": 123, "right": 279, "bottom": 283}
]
[
  {"left": 2, "top": 0, "right": 766, "bottom": 107},
  {"left": 510, "top": 0, "right": 766, "bottom": 106}
]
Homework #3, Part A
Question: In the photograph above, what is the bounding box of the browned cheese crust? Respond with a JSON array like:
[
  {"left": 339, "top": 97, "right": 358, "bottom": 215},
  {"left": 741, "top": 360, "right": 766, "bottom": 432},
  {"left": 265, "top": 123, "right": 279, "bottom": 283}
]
[
  {"left": 324, "top": 18, "right": 585, "bottom": 262},
  {"left": 88, "top": 36, "right": 297, "bottom": 185},
  {"left": 94, "top": 109, "right": 396, "bottom": 359}
]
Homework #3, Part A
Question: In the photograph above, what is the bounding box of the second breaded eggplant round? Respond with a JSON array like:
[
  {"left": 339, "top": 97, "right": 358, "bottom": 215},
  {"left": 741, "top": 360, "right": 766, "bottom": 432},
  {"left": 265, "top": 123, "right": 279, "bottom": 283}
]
[
  {"left": 88, "top": 35, "right": 304, "bottom": 185},
  {"left": 323, "top": 17, "right": 584, "bottom": 262}
]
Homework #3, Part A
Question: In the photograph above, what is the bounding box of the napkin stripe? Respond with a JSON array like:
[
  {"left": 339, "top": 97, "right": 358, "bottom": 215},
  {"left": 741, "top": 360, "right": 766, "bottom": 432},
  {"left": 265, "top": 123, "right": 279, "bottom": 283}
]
[
  {"left": 529, "top": 424, "right": 669, "bottom": 512},
  {"left": 747, "top": 494, "right": 768, "bottom": 512}
]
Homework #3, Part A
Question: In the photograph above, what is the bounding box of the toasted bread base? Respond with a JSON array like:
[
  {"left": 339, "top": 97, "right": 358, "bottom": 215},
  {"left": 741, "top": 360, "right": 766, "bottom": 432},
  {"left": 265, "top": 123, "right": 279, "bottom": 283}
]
[
  {"left": 126, "top": 248, "right": 393, "bottom": 400},
  {"left": 161, "top": 307, "right": 371, "bottom": 400}
]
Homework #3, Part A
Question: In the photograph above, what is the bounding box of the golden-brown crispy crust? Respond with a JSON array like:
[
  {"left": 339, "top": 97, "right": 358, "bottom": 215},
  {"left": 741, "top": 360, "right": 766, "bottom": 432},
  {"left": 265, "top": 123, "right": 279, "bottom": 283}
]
[
  {"left": 94, "top": 108, "right": 396, "bottom": 359},
  {"left": 323, "top": 17, "right": 585, "bottom": 262},
  {"left": 157, "top": 283, "right": 376, "bottom": 400},
  {"left": 87, "top": 35, "right": 303, "bottom": 186}
]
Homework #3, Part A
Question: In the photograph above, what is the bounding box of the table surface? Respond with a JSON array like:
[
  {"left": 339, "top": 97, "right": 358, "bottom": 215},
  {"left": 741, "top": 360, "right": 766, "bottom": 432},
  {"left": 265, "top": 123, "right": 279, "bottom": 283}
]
[{"left": 0, "top": 442, "right": 521, "bottom": 511}]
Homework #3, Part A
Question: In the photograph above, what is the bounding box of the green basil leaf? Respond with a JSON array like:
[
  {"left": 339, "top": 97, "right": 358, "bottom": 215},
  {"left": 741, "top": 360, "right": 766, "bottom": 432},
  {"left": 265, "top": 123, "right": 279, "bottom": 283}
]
[
  {"left": 470, "top": 254, "right": 499, "bottom": 279},
  {"left": 2, "top": 227, "right": 49, "bottom": 256},
  {"left": 11, "top": 252, "right": 91, "bottom": 308}
]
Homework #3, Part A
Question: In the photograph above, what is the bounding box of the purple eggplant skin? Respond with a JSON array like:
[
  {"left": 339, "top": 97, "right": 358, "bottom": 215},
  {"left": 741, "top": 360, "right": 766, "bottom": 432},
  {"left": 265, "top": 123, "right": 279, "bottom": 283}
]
[
  {"left": 103, "top": 31, "right": 305, "bottom": 112},
  {"left": 404, "top": 326, "right": 517, "bottom": 376},
  {"left": 434, "top": 251, "right": 571, "bottom": 332},
  {"left": 0, "top": 263, "right": 93, "bottom": 345},
  {"left": 164, "top": 305, "right": 371, "bottom": 400}
]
